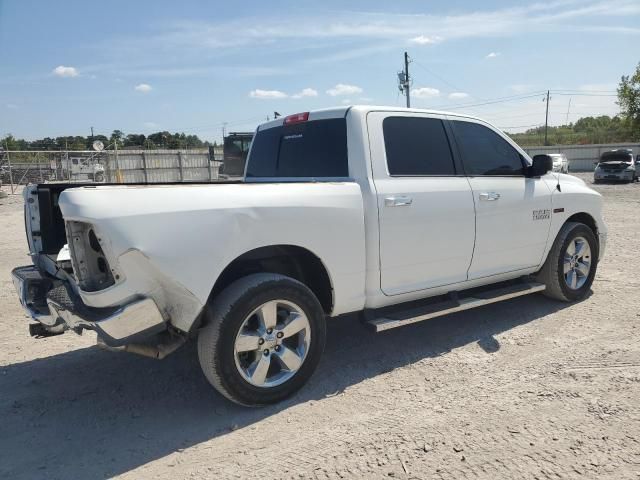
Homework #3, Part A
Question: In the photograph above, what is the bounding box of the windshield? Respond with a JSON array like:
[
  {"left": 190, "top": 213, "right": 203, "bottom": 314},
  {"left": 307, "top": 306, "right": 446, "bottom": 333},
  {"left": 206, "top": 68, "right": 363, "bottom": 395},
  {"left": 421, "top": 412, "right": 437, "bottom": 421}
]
[
  {"left": 600, "top": 152, "right": 632, "bottom": 163},
  {"left": 246, "top": 118, "right": 348, "bottom": 178}
]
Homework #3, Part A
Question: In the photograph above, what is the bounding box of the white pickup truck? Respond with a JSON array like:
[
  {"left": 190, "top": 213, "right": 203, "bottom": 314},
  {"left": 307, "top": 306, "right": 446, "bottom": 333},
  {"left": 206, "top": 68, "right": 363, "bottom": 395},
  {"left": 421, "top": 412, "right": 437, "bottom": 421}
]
[{"left": 12, "top": 106, "right": 607, "bottom": 406}]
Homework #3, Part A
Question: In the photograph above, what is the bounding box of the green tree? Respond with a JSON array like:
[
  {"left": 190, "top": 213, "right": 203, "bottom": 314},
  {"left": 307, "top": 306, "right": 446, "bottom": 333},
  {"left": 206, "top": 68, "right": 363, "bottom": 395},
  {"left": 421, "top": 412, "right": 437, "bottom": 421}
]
[
  {"left": 618, "top": 61, "right": 640, "bottom": 139},
  {"left": 110, "top": 130, "right": 125, "bottom": 147},
  {"left": 1, "top": 134, "right": 20, "bottom": 150}
]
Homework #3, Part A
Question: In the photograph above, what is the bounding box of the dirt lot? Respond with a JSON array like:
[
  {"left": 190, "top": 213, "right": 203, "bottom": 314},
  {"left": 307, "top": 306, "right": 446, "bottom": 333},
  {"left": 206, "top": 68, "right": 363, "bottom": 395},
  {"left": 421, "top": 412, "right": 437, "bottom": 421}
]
[{"left": 1, "top": 174, "right": 639, "bottom": 480}]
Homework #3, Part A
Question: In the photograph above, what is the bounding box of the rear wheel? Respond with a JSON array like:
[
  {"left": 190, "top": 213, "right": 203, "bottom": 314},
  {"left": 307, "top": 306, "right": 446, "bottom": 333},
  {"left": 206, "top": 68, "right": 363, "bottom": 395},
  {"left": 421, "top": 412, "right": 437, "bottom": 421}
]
[
  {"left": 536, "top": 222, "right": 598, "bottom": 301},
  {"left": 198, "top": 273, "right": 326, "bottom": 406}
]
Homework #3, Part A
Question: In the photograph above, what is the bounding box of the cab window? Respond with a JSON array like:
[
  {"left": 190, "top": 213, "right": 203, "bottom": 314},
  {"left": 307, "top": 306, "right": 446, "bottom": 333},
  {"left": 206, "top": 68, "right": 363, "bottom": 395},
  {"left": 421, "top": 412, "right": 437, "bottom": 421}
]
[
  {"left": 382, "top": 116, "right": 456, "bottom": 176},
  {"left": 451, "top": 120, "right": 524, "bottom": 176}
]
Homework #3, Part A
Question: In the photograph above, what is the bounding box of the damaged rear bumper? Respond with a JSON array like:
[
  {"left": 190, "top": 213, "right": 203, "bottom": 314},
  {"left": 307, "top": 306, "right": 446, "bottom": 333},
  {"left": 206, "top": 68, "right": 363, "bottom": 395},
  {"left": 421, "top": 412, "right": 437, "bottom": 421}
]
[{"left": 12, "top": 265, "right": 166, "bottom": 346}]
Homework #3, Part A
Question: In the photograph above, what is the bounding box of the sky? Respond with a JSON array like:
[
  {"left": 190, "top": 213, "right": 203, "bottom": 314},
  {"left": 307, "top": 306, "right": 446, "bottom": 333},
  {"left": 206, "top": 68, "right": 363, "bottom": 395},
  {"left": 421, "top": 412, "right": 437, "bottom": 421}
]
[{"left": 1, "top": 0, "right": 639, "bottom": 142}]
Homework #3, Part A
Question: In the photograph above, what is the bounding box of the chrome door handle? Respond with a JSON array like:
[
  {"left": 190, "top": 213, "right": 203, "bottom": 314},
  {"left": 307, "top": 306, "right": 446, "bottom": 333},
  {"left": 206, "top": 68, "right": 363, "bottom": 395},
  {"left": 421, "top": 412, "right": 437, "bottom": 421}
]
[
  {"left": 384, "top": 195, "right": 413, "bottom": 207},
  {"left": 479, "top": 192, "right": 501, "bottom": 201}
]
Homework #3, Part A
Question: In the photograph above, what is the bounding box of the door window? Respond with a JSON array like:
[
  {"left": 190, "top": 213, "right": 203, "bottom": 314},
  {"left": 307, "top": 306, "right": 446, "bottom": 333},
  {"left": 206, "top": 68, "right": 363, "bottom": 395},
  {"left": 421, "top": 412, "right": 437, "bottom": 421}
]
[
  {"left": 451, "top": 121, "right": 524, "bottom": 176},
  {"left": 383, "top": 117, "right": 456, "bottom": 175}
]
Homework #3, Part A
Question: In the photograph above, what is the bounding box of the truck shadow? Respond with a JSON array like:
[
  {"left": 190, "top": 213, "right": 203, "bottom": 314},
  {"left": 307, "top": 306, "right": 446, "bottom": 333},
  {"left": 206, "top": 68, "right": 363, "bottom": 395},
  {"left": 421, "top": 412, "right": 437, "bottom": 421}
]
[{"left": 0, "top": 293, "right": 577, "bottom": 479}]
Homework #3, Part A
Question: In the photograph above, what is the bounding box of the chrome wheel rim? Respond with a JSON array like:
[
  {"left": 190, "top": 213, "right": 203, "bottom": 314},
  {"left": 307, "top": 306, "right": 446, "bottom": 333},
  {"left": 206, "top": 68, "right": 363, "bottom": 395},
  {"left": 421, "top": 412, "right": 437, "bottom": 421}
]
[
  {"left": 563, "top": 236, "right": 592, "bottom": 290},
  {"left": 233, "top": 300, "right": 311, "bottom": 388}
]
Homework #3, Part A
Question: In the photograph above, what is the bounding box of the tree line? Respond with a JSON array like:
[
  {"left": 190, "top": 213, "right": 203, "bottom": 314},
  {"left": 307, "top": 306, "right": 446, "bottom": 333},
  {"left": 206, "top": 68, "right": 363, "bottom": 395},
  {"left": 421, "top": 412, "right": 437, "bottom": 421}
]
[
  {"left": 1, "top": 130, "right": 214, "bottom": 151},
  {"left": 508, "top": 115, "right": 636, "bottom": 146}
]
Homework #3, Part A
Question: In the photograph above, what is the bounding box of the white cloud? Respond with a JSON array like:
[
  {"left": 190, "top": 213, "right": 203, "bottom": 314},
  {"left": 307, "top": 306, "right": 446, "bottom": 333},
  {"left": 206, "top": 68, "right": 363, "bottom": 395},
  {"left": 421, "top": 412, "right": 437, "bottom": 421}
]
[
  {"left": 326, "top": 83, "right": 363, "bottom": 96},
  {"left": 412, "top": 87, "right": 440, "bottom": 99},
  {"left": 485, "top": 52, "right": 501, "bottom": 59},
  {"left": 52, "top": 65, "right": 79, "bottom": 78},
  {"left": 143, "top": 121, "right": 159, "bottom": 129},
  {"left": 341, "top": 99, "right": 352, "bottom": 105},
  {"left": 96, "top": 1, "right": 640, "bottom": 75},
  {"left": 291, "top": 88, "right": 318, "bottom": 99},
  {"left": 134, "top": 83, "right": 152, "bottom": 93},
  {"left": 409, "top": 35, "right": 442, "bottom": 45},
  {"left": 578, "top": 83, "right": 618, "bottom": 91},
  {"left": 509, "top": 84, "right": 536, "bottom": 93},
  {"left": 125, "top": 1, "right": 640, "bottom": 58},
  {"left": 448, "top": 92, "right": 469, "bottom": 100},
  {"left": 249, "top": 89, "right": 288, "bottom": 99}
]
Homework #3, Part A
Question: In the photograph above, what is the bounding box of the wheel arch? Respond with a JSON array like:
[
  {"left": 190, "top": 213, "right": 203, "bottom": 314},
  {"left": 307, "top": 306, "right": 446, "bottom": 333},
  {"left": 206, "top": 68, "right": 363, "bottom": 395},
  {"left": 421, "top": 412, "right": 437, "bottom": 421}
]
[
  {"left": 208, "top": 245, "right": 334, "bottom": 316},
  {"left": 566, "top": 212, "right": 598, "bottom": 237}
]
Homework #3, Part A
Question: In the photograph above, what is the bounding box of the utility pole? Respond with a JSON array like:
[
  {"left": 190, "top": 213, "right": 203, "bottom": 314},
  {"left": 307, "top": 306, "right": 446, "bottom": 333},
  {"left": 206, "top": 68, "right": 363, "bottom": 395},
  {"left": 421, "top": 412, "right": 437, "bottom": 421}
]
[
  {"left": 565, "top": 97, "right": 572, "bottom": 125},
  {"left": 114, "top": 136, "right": 122, "bottom": 183},
  {"left": 544, "top": 90, "right": 550, "bottom": 146},
  {"left": 398, "top": 52, "right": 411, "bottom": 108},
  {"left": 222, "top": 122, "right": 227, "bottom": 142},
  {"left": 90, "top": 126, "right": 94, "bottom": 141},
  {"left": 404, "top": 52, "right": 411, "bottom": 108}
]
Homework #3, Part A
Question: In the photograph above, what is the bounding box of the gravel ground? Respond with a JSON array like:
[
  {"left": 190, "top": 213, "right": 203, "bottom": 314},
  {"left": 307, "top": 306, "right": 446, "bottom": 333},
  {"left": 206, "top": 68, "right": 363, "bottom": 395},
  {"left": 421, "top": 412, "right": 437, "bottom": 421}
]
[{"left": 1, "top": 174, "right": 639, "bottom": 480}]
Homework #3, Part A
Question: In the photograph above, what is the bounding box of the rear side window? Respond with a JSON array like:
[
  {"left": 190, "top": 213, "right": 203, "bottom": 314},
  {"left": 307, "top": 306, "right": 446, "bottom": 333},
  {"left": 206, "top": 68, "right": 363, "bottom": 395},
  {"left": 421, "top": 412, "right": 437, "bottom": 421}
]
[
  {"left": 383, "top": 117, "right": 455, "bottom": 175},
  {"left": 246, "top": 118, "right": 348, "bottom": 178},
  {"left": 451, "top": 120, "right": 524, "bottom": 176}
]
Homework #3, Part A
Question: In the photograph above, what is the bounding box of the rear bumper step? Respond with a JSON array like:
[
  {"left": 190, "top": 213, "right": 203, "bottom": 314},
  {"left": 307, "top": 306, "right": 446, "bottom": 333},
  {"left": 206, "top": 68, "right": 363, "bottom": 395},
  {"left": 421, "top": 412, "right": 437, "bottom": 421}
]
[{"left": 367, "top": 281, "right": 546, "bottom": 333}]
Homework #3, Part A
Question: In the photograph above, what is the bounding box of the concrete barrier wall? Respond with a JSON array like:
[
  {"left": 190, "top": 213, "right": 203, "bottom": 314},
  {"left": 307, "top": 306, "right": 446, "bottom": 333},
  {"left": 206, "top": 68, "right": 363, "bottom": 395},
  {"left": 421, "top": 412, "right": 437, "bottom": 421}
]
[{"left": 523, "top": 143, "right": 640, "bottom": 172}]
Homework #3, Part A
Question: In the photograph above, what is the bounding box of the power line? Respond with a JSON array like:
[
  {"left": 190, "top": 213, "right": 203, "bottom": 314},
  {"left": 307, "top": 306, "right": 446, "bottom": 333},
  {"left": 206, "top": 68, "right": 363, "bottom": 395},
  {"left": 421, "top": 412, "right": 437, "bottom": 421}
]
[
  {"left": 551, "top": 92, "right": 617, "bottom": 97},
  {"left": 433, "top": 91, "right": 548, "bottom": 111},
  {"left": 497, "top": 123, "right": 543, "bottom": 130},
  {"left": 550, "top": 89, "right": 617, "bottom": 94},
  {"left": 411, "top": 60, "right": 480, "bottom": 99}
]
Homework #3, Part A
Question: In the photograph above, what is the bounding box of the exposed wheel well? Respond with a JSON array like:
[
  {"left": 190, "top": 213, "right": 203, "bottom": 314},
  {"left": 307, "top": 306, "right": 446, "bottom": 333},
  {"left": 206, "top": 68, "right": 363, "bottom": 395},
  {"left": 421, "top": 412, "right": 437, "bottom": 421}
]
[
  {"left": 209, "top": 245, "right": 333, "bottom": 315},
  {"left": 566, "top": 212, "right": 598, "bottom": 237}
]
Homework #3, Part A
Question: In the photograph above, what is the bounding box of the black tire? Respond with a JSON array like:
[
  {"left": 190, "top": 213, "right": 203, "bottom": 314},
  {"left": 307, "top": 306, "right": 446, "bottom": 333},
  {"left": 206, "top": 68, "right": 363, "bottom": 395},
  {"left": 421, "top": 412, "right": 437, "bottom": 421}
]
[
  {"left": 197, "top": 273, "right": 326, "bottom": 406},
  {"left": 536, "top": 222, "right": 598, "bottom": 302}
]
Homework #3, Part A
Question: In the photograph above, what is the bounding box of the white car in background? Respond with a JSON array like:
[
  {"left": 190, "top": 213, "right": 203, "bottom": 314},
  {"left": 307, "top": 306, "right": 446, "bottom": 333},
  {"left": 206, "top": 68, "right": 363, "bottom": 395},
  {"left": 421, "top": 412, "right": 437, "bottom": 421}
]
[{"left": 549, "top": 153, "right": 569, "bottom": 173}]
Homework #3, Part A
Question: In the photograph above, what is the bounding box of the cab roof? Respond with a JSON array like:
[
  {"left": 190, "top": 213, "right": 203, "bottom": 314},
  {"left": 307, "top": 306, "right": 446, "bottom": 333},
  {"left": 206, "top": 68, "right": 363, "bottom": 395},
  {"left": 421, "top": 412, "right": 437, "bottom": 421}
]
[{"left": 257, "top": 105, "right": 486, "bottom": 131}]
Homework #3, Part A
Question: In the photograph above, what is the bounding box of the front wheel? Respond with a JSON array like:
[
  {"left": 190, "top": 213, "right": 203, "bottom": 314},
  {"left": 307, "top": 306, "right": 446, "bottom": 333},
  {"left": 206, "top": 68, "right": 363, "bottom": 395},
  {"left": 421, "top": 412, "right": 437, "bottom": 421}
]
[
  {"left": 198, "top": 273, "right": 326, "bottom": 406},
  {"left": 536, "top": 222, "right": 598, "bottom": 301}
]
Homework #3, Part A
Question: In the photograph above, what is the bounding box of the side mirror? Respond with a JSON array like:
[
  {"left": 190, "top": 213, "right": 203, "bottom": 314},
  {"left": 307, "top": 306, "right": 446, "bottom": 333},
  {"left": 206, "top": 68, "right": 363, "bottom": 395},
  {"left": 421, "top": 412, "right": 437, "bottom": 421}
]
[{"left": 530, "top": 154, "right": 553, "bottom": 177}]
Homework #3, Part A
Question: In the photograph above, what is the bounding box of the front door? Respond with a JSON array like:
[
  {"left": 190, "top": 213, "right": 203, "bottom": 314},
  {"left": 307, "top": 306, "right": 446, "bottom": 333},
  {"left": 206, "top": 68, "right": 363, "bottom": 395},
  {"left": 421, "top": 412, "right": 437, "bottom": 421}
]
[
  {"left": 367, "top": 112, "right": 476, "bottom": 295},
  {"left": 448, "top": 118, "right": 553, "bottom": 279}
]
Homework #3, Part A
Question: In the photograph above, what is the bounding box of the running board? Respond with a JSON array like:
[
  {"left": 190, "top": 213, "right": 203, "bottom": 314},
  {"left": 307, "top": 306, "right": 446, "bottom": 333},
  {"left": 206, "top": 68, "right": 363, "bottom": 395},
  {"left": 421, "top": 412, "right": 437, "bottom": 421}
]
[{"left": 367, "top": 282, "right": 546, "bottom": 333}]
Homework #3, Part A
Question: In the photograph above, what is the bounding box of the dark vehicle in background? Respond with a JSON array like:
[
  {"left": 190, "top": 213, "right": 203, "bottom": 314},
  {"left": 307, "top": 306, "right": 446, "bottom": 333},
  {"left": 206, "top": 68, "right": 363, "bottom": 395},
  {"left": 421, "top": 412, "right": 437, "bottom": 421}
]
[
  {"left": 220, "top": 132, "right": 253, "bottom": 178},
  {"left": 594, "top": 149, "right": 638, "bottom": 183}
]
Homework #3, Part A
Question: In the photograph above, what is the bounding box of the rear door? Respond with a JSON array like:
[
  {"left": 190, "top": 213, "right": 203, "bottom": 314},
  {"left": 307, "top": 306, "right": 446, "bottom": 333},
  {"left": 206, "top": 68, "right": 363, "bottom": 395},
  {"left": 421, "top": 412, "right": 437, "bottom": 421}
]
[
  {"left": 367, "top": 112, "right": 476, "bottom": 295},
  {"left": 448, "top": 118, "right": 552, "bottom": 279}
]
